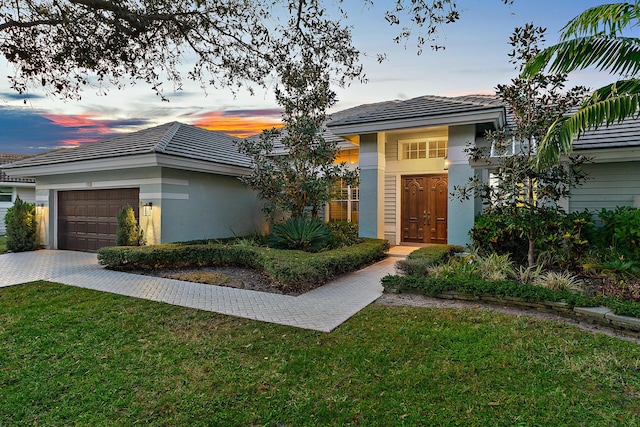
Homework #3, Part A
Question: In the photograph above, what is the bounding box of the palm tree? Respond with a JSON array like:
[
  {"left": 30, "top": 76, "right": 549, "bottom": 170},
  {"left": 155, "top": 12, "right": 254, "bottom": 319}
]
[{"left": 523, "top": 2, "right": 640, "bottom": 169}]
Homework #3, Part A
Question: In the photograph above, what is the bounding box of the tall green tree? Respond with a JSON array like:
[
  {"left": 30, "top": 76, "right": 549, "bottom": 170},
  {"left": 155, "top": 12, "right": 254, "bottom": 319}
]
[
  {"left": 523, "top": 2, "right": 640, "bottom": 169},
  {"left": 237, "top": 54, "right": 357, "bottom": 220},
  {"left": 0, "top": 0, "right": 511, "bottom": 100},
  {"left": 454, "top": 24, "right": 589, "bottom": 267}
]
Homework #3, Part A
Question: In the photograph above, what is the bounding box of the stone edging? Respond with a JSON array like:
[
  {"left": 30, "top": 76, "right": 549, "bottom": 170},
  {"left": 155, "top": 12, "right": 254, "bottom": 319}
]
[{"left": 426, "top": 290, "right": 640, "bottom": 336}]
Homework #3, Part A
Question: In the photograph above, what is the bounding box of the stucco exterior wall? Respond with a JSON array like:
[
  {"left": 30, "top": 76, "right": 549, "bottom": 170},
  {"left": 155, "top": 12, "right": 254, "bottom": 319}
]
[
  {"left": 447, "top": 124, "right": 478, "bottom": 247},
  {"left": 158, "top": 168, "right": 266, "bottom": 243}
]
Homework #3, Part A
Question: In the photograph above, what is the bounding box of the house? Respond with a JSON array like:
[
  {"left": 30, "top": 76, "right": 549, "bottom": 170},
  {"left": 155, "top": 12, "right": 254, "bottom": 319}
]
[
  {"left": 327, "top": 94, "right": 640, "bottom": 247},
  {"left": 1, "top": 122, "right": 267, "bottom": 251},
  {"left": 3, "top": 95, "right": 638, "bottom": 252},
  {"left": 0, "top": 153, "right": 36, "bottom": 235}
]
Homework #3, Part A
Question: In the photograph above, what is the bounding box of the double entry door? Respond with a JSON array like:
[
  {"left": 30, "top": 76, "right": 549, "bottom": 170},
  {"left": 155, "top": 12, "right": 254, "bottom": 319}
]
[{"left": 401, "top": 174, "right": 448, "bottom": 244}]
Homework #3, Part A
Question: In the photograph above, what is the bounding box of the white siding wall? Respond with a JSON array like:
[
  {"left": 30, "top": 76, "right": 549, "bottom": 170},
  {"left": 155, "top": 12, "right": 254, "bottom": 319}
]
[{"left": 569, "top": 162, "right": 640, "bottom": 212}]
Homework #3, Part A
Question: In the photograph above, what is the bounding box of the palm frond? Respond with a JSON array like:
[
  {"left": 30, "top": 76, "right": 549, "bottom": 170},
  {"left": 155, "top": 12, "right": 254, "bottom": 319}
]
[
  {"left": 560, "top": 2, "right": 639, "bottom": 40},
  {"left": 523, "top": 36, "right": 640, "bottom": 76},
  {"left": 535, "top": 79, "right": 640, "bottom": 169}
]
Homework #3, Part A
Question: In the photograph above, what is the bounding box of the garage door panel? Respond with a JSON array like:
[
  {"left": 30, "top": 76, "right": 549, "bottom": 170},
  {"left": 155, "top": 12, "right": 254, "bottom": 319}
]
[{"left": 58, "top": 188, "right": 139, "bottom": 252}]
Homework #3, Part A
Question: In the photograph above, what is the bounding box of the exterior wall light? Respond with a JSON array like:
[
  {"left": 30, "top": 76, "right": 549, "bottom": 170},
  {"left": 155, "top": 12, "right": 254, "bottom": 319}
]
[
  {"left": 36, "top": 203, "right": 45, "bottom": 215},
  {"left": 143, "top": 202, "right": 153, "bottom": 217},
  {"left": 443, "top": 156, "right": 450, "bottom": 170}
]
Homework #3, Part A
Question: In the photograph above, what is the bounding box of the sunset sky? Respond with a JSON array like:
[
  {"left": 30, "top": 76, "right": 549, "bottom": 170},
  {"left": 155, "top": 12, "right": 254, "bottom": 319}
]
[{"left": 0, "top": 0, "right": 616, "bottom": 154}]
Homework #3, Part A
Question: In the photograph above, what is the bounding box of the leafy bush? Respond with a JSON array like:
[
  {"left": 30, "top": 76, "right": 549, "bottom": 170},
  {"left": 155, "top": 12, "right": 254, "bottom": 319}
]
[
  {"left": 396, "top": 244, "right": 464, "bottom": 276},
  {"left": 98, "top": 238, "right": 389, "bottom": 290},
  {"left": 269, "top": 217, "right": 331, "bottom": 252},
  {"left": 472, "top": 208, "right": 595, "bottom": 268},
  {"left": 5, "top": 196, "right": 37, "bottom": 252},
  {"left": 471, "top": 210, "right": 528, "bottom": 262},
  {"left": 116, "top": 205, "right": 143, "bottom": 246},
  {"left": 326, "top": 221, "right": 360, "bottom": 249},
  {"left": 598, "top": 206, "right": 640, "bottom": 259}
]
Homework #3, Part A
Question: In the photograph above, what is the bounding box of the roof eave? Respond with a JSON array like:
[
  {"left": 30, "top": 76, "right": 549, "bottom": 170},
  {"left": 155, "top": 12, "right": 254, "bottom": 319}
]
[
  {"left": 328, "top": 108, "right": 506, "bottom": 136},
  {"left": 2, "top": 153, "right": 252, "bottom": 178}
]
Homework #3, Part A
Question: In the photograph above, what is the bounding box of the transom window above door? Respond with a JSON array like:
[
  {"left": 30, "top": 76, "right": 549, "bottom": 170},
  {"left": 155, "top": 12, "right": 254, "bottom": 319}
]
[{"left": 400, "top": 139, "right": 447, "bottom": 160}]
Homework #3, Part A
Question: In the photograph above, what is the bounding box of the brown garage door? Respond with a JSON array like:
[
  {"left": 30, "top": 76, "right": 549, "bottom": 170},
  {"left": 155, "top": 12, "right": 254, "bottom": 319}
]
[{"left": 58, "top": 188, "right": 139, "bottom": 252}]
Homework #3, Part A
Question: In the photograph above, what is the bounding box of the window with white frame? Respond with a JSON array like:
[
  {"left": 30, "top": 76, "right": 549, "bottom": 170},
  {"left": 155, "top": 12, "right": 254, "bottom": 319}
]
[
  {"left": 328, "top": 180, "right": 359, "bottom": 222},
  {"left": 401, "top": 139, "right": 447, "bottom": 160},
  {"left": 0, "top": 187, "right": 12, "bottom": 203}
]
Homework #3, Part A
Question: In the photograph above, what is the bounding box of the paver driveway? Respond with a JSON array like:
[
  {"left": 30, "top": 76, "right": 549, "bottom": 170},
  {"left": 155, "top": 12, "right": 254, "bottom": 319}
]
[{"left": 0, "top": 248, "right": 411, "bottom": 332}]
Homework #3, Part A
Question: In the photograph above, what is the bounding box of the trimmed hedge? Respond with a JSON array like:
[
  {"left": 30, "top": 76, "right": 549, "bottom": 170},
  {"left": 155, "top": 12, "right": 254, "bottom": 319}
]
[
  {"left": 396, "top": 244, "right": 465, "bottom": 276},
  {"left": 98, "top": 238, "right": 389, "bottom": 289},
  {"left": 381, "top": 274, "right": 640, "bottom": 318}
]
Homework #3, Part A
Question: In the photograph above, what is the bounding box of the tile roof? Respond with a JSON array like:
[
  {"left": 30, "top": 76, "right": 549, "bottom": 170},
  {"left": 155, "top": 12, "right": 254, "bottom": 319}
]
[
  {"left": 3, "top": 122, "right": 251, "bottom": 170},
  {"left": 572, "top": 117, "right": 640, "bottom": 150},
  {"left": 327, "top": 94, "right": 504, "bottom": 128},
  {"left": 0, "top": 153, "right": 35, "bottom": 183}
]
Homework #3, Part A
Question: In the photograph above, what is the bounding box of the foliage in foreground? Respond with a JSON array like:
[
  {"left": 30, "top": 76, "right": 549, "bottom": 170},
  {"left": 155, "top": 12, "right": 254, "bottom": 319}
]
[
  {"left": 97, "top": 238, "right": 389, "bottom": 290},
  {"left": 0, "top": 235, "right": 7, "bottom": 254},
  {"left": 4, "top": 196, "right": 37, "bottom": 252},
  {"left": 395, "top": 244, "right": 465, "bottom": 276},
  {"left": 1, "top": 282, "right": 638, "bottom": 426}
]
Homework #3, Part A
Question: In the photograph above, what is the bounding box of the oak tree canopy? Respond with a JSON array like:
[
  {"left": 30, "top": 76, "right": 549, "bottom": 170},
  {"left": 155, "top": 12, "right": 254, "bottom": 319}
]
[{"left": 0, "top": 0, "right": 508, "bottom": 99}]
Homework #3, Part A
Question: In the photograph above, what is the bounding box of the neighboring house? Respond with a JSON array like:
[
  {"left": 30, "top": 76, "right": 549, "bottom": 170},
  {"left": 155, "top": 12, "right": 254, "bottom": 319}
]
[
  {"left": 0, "top": 153, "right": 36, "bottom": 235},
  {"left": 327, "top": 94, "right": 640, "bottom": 247},
  {"left": 1, "top": 122, "right": 267, "bottom": 251}
]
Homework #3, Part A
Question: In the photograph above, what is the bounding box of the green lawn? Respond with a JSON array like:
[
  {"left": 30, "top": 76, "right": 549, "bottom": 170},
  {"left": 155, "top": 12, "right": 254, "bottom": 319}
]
[
  {"left": 0, "top": 235, "right": 6, "bottom": 254},
  {"left": 1, "top": 282, "right": 639, "bottom": 426}
]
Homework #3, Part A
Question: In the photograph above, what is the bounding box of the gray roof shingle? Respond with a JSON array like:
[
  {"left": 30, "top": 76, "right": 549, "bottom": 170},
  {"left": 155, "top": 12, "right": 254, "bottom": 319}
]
[
  {"left": 327, "top": 94, "right": 503, "bottom": 128},
  {"left": 0, "top": 153, "right": 35, "bottom": 183},
  {"left": 3, "top": 122, "right": 251, "bottom": 170}
]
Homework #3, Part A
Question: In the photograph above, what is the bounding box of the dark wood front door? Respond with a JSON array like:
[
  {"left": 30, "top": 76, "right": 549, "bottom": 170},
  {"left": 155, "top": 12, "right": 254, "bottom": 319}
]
[{"left": 401, "top": 175, "right": 448, "bottom": 244}]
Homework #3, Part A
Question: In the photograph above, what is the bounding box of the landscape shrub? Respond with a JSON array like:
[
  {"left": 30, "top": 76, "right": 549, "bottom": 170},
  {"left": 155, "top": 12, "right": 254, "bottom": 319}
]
[
  {"left": 98, "top": 238, "right": 389, "bottom": 290},
  {"left": 268, "top": 217, "right": 331, "bottom": 252},
  {"left": 5, "top": 196, "right": 37, "bottom": 252},
  {"left": 472, "top": 209, "right": 595, "bottom": 268},
  {"left": 381, "top": 274, "right": 599, "bottom": 310},
  {"left": 116, "top": 205, "right": 143, "bottom": 246},
  {"left": 326, "top": 221, "right": 360, "bottom": 249},
  {"left": 598, "top": 206, "right": 640, "bottom": 259},
  {"left": 396, "top": 244, "right": 464, "bottom": 276}
]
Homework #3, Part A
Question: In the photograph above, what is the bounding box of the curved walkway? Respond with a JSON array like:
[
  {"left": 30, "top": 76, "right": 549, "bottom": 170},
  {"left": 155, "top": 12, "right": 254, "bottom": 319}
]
[{"left": 0, "top": 248, "right": 414, "bottom": 332}]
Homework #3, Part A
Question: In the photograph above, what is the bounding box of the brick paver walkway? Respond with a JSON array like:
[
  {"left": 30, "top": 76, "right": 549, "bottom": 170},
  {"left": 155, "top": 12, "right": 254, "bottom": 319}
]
[{"left": 0, "top": 248, "right": 412, "bottom": 332}]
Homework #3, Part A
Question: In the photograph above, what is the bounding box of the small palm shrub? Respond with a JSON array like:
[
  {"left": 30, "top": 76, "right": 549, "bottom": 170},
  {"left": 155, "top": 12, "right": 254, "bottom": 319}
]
[
  {"left": 5, "top": 196, "right": 37, "bottom": 252},
  {"left": 116, "top": 205, "right": 143, "bottom": 246},
  {"left": 269, "top": 217, "right": 331, "bottom": 252},
  {"left": 515, "top": 264, "right": 545, "bottom": 285},
  {"left": 534, "top": 271, "right": 584, "bottom": 294},
  {"left": 470, "top": 252, "right": 515, "bottom": 281}
]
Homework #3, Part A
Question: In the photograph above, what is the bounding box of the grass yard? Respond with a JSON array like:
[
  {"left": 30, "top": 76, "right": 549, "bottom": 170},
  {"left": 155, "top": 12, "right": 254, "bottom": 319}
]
[
  {"left": 0, "top": 235, "right": 6, "bottom": 254},
  {"left": 1, "top": 282, "right": 639, "bottom": 426}
]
